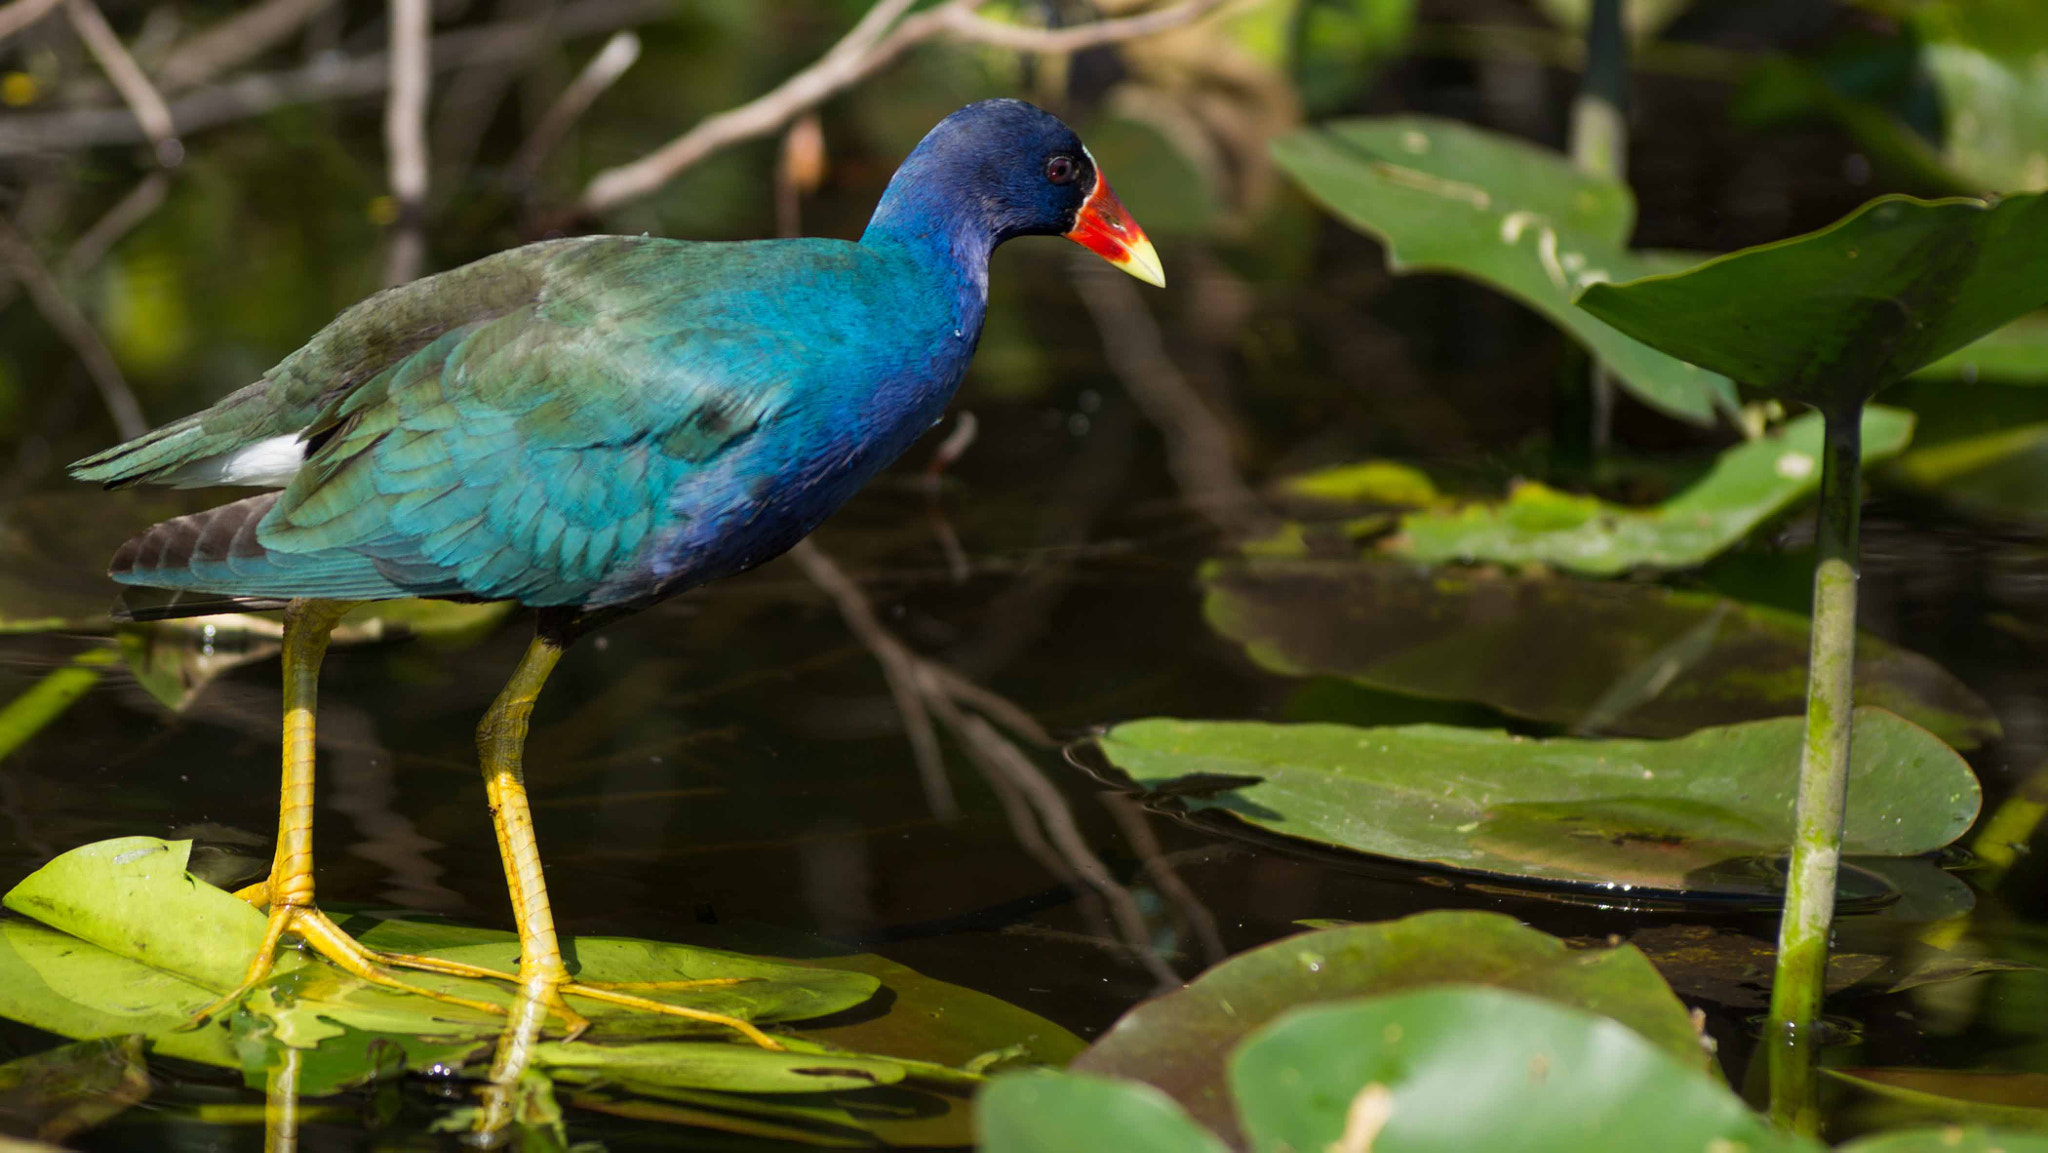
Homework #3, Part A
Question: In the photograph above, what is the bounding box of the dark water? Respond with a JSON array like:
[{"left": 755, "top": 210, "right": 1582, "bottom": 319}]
[{"left": 6, "top": 357, "right": 2048, "bottom": 1148}]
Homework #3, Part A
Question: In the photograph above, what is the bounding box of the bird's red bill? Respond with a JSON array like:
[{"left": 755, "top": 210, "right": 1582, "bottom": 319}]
[{"left": 1066, "top": 167, "right": 1165, "bottom": 287}]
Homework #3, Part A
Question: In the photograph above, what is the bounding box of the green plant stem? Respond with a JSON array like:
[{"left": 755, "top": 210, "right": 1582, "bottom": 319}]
[
  {"left": 0, "top": 647, "right": 116, "bottom": 763},
  {"left": 1767, "top": 402, "right": 1864, "bottom": 1135}
]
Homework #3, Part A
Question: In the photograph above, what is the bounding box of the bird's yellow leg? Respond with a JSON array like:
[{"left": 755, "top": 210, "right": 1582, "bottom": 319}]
[
  {"left": 188, "top": 599, "right": 505, "bottom": 1027},
  {"left": 465, "top": 636, "right": 782, "bottom": 1049}
]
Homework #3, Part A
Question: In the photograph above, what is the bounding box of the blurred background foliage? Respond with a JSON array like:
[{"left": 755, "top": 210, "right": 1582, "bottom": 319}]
[{"left": 13, "top": 0, "right": 2048, "bottom": 511}]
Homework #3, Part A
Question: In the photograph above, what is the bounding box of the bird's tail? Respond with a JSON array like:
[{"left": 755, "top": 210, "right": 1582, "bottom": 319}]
[{"left": 70, "top": 412, "right": 209, "bottom": 489}]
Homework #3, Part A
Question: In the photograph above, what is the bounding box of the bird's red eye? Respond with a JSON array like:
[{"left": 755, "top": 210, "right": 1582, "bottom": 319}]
[{"left": 1046, "top": 156, "right": 1077, "bottom": 185}]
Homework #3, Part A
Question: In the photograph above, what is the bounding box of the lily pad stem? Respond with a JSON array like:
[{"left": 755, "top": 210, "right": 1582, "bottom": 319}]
[{"left": 1766, "top": 400, "right": 1863, "bottom": 1133}]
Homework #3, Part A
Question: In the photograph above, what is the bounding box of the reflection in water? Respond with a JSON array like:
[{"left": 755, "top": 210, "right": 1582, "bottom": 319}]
[{"left": 182, "top": 680, "right": 463, "bottom": 913}]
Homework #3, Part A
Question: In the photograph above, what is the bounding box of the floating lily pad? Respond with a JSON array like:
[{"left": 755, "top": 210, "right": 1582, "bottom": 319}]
[
  {"left": 1392, "top": 407, "right": 1915, "bottom": 574},
  {"left": 1229, "top": 988, "right": 1810, "bottom": 1153},
  {"left": 1092, "top": 710, "right": 1977, "bottom": 892},
  {"left": 977, "top": 1070, "right": 1230, "bottom": 1153},
  {"left": 1202, "top": 556, "right": 1999, "bottom": 749},
  {"left": 1578, "top": 193, "right": 2048, "bottom": 408},
  {"left": 1070, "top": 912, "right": 1705, "bottom": 1146},
  {"left": 1272, "top": 114, "right": 1735, "bottom": 424}
]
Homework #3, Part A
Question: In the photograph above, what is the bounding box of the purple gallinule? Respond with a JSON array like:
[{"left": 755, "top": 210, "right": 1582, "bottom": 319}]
[{"left": 71, "top": 99, "right": 1162, "bottom": 1040}]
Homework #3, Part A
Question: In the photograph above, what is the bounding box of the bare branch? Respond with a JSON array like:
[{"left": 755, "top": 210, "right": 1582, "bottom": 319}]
[
  {"left": 508, "top": 29, "right": 640, "bottom": 180},
  {"left": 940, "top": 0, "right": 1232, "bottom": 53},
  {"left": 574, "top": 0, "right": 1228, "bottom": 218},
  {"left": 63, "top": 0, "right": 182, "bottom": 167},
  {"left": 155, "top": 0, "right": 338, "bottom": 92},
  {"left": 0, "top": 0, "right": 669, "bottom": 157},
  {"left": 381, "top": 0, "right": 431, "bottom": 287},
  {"left": 0, "top": 0, "right": 62, "bottom": 43},
  {"left": 0, "top": 216, "right": 146, "bottom": 438}
]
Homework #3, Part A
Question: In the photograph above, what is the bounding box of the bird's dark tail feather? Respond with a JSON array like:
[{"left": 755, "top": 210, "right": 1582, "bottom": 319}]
[{"left": 112, "top": 588, "right": 290, "bottom": 623}]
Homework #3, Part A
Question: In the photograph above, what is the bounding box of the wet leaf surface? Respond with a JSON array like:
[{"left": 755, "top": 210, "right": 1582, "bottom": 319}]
[
  {"left": 1393, "top": 407, "right": 1915, "bottom": 574},
  {"left": 0, "top": 1036, "right": 149, "bottom": 1143},
  {"left": 0, "top": 838, "right": 1080, "bottom": 1146},
  {"left": 1069, "top": 912, "right": 1707, "bottom": 1146},
  {"left": 1230, "top": 988, "right": 1810, "bottom": 1153},
  {"left": 1202, "top": 555, "right": 2000, "bottom": 749},
  {"left": 1092, "top": 710, "right": 1978, "bottom": 892},
  {"left": 977, "top": 1070, "right": 1231, "bottom": 1153},
  {"left": 1578, "top": 193, "right": 2048, "bottom": 407},
  {"left": 1272, "top": 115, "right": 1735, "bottom": 424}
]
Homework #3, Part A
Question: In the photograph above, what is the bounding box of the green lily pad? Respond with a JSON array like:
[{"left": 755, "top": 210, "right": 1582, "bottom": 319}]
[
  {"left": 977, "top": 1071, "right": 1230, "bottom": 1153},
  {"left": 1069, "top": 912, "right": 1705, "bottom": 1146},
  {"left": 1202, "top": 556, "right": 1999, "bottom": 749},
  {"left": 1229, "top": 988, "right": 1811, "bottom": 1153},
  {"left": 1578, "top": 193, "right": 2048, "bottom": 408},
  {"left": 1272, "top": 114, "right": 1736, "bottom": 424},
  {"left": 0, "top": 918, "right": 237, "bottom": 1070},
  {"left": 532, "top": 1041, "right": 905, "bottom": 1094},
  {"left": 1828, "top": 1069, "right": 2048, "bottom": 1132},
  {"left": 1092, "top": 710, "right": 1977, "bottom": 891},
  {"left": 1393, "top": 407, "right": 1915, "bottom": 574},
  {"left": 0, "top": 1036, "right": 149, "bottom": 1144}
]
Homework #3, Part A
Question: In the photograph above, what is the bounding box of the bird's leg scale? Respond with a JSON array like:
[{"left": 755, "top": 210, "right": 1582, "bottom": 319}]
[{"left": 472, "top": 635, "right": 782, "bottom": 1049}]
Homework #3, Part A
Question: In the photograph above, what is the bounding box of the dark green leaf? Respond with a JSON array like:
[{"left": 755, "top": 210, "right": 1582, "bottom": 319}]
[
  {"left": 1069, "top": 912, "right": 1706, "bottom": 1146},
  {"left": 1093, "top": 710, "right": 1978, "bottom": 891},
  {"left": 1577, "top": 193, "right": 2048, "bottom": 406},
  {"left": 977, "top": 1071, "right": 1230, "bottom": 1153},
  {"left": 1229, "top": 988, "right": 1812, "bottom": 1153},
  {"left": 1272, "top": 115, "right": 1736, "bottom": 424}
]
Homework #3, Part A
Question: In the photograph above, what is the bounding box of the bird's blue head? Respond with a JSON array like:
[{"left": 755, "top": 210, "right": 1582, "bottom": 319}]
[{"left": 862, "top": 99, "right": 1164, "bottom": 287}]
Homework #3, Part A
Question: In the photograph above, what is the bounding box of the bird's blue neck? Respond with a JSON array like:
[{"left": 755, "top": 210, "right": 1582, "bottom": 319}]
[{"left": 858, "top": 161, "right": 998, "bottom": 337}]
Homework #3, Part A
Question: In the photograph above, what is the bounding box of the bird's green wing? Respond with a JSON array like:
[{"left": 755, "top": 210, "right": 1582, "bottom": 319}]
[{"left": 69, "top": 238, "right": 581, "bottom": 488}]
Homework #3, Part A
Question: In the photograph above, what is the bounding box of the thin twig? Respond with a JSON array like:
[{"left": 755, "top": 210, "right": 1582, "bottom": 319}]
[
  {"left": 63, "top": 0, "right": 182, "bottom": 167},
  {"left": 0, "top": 0, "right": 668, "bottom": 156},
  {"left": 0, "top": 216, "right": 146, "bottom": 438},
  {"left": 508, "top": 29, "right": 639, "bottom": 180},
  {"left": 155, "top": 0, "right": 338, "bottom": 91},
  {"left": 381, "top": 0, "right": 431, "bottom": 287},
  {"left": 0, "top": 0, "right": 61, "bottom": 43},
  {"left": 573, "top": 0, "right": 1229, "bottom": 218}
]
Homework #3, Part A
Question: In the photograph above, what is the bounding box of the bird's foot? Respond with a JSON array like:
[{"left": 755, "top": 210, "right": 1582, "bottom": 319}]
[
  {"left": 545, "top": 979, "right": 783, "bottom": 1049},
  {"left": 184, "top": 903, "right": 506, "bottom": 1029}
]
